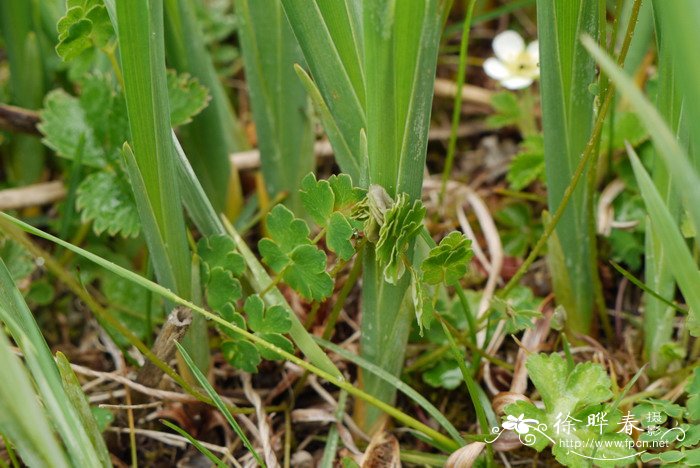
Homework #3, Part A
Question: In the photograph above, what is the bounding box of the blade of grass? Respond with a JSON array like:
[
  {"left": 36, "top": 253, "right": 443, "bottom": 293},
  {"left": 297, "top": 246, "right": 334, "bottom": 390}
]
[
  {"left": 536, "top": 0, "right": 599, "bottom": 333},
  {"left": 280, "top": 0, "right": 365, "bottom": 180},
  {"left": 439, "top": 0, "right": 478, "bottom": 205},
  {"left": 160, "top": 420, "right": 227, "bottom": 468},
  {"left": 609, "top": 261, "right": 686, "bottom": 316},
  {"left": 0, "top": 0, "right": 46, "bottom": 184},
  {"left": 116, "top": 0, "right": 208, "bottom": 372},
  {"left": 315, "top": 337, "right": 465, "bottom": 445},
  {"left": 626, "top": 144, "right": 700, "bottom": 334},
  {"left": 173, "top": 341, "right": 263, "bottom": 466},
  {"left": 0, "top": 260, "right": 105, "bottom": 467},
  {"left": 235, "top": 0, "right": 315, "bottom": 214},
  {"left": 0, "top": 323, "right": 70, "bottom": 468},
  {"left": 163, "top": 0, "right": 246, "bottom": 216},
  {"left": 0, "top": 211, "right": 459, "bottom": 451}
]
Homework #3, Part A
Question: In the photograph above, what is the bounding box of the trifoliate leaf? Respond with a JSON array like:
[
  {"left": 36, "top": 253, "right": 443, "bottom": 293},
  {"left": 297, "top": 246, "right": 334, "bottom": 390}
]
[
  {"left": 300, "top": 173, "right": 334, "bottom": 226},
  {"left": 327, "top": 212, "right": 355, "bottom": 260},
  {"left": 222, "top": 340, "right": 260, "bottom": 373},
  {"left": 76, "top": 171, "right": 141, "bottom": 237},
  {"left": 56, "top": 2, "right": 114, "bottom": 62},
  {"left": 283, "top": 246, "right": 333, "bottom": 300},
  {"left": 167, "top": 71, "right": 211, "bottom": 127},
  {"left": 486, "top": 91, "right": 520, "bottom": 129},
  {"left": 243, "top": 295, "right": 291, "bottom": 334},
  {"left": 205, "top": 268, "right": 242, "bottom": 313},
  {"left": 421, "top": 231, "right": 473, "bottom": 286},
  {"left": 197, "top": 234, "right": 245, "bottom": 281},
  {"left": 256, "top": 333, "right": 294, "bottom": 361},
  {"left": 374, "top": 191, "right": 426, "bottom": 284},
  {"left": 259, "top": 205, "right": 333, "bottom": 301},
  {"left": 264, "top": 204, "right": 311, "bottom": 252},
  {"left": 328, "top": 173, "right": 365, "bottom": 210},
  {"left": 507, "top": 135, "right": 545, "bottom": 191}
]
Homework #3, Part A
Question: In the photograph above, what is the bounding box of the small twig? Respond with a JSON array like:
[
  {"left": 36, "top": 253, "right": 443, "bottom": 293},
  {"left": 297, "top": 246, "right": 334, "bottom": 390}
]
[
  {"left": 0, "top": 104, "right": 40, "bottom": 135},
  {"left": 0, "top": 181, "right": 66, "bottom": 210},
  {"left": 135, "top": 307, "right": 192, "bottom": 388}
]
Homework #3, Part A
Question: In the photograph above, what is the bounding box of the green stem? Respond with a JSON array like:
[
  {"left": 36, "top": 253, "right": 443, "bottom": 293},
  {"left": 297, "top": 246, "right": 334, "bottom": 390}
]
[{"left": 439, "top": 0, "right": 479, "bottom": 205}]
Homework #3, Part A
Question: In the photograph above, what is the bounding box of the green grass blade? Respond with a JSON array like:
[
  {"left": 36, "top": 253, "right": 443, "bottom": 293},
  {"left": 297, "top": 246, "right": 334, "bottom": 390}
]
[
  {"left": 0, "top": 0, "right": 46, "bottom": 184},
  {"left": 640, "top": 4, "right": 683, "bottom": 371},
  {"left": 0, "top": 260, "right": 106, "bottom": 467},
  {"left": 626, "top": 145, "right": 700, "bottom": 335},
  {"left": 0, "top": 323, "right": 70, "bottom": 468},
  {"left": 160, "top": 420, "right": 227, "bottom": 468},
  {"left": 174, "top": 342, "right": 264, "bottom": 466},
  {"left": 56, "top": 353, "right": 112, "bottom": 467},
  {"left": 280, "top": 0, "right": 365, "bottom": 179},
  {"left": 536, "top": 0, "right": 599, "bottom": 333},
  {"left": 316, "top": 337, "right": 465, "bottom": 445},
  {"left": 653, "top": 1, "right": 700, "bottom": 169},
  {"left": 582, "top": 36, "right": 700, "bottom": 252},
  {"left": 163, "top": 0, "right": 247, "bottom": 215},
  {"left": 235, "top": 0, "right": 315, "bottom": 213},
  {"left": 116, "top": 0, "right": 192, "bottom": 298}
]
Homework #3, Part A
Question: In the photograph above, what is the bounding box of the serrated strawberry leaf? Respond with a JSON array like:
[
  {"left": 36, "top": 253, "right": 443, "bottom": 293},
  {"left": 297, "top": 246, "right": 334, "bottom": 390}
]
[
  {"left": 256, "top": 333, "right": 294, "bottom": 361},
  {"left": 221, "top": 340, "right": 260, "bottom": 373},
  {"left": 76, "top": 171, "right": 141, "bottom": 237},
  {"left": 243, "top": 295, "right": 291, "bottom": 334},
  {"left": 39, "top": 89, "right": 110, "bottom": 167},
  {"left": 327, "top": 212, "right": 355, "bottom": 260},
  {"left": 300, "top": 173, "right": 335, "bottom": 226},
  {"left": 167, "top": 71, "right": 211, "bottom": 127},
  {"left": 507, "top": 135, "right": 545, "bottom": 191},
  {"left": 205, "top": 268, "right": 242, "bottom": 312},
  {"left": 197, "top": 235, "right": 245, "bottom": 281},
  {"left": 421, "top": 231, "right": 473, "bottom": 286}
]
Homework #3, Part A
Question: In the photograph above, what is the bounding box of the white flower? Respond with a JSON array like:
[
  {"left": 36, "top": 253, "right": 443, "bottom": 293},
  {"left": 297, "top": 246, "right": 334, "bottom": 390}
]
[
  {"left": 483, "top": 30, "right": 539, "bottom": 90},
  {"left": 502, "top": 413, "right": 538, "bottom": 434}
]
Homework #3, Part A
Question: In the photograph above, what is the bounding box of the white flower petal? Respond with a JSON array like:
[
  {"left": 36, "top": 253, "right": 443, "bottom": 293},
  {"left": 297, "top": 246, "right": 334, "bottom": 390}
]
[
  {"left": 483, "top": 58, "right": 511, "bottom": 81},
  {"left": 493, "top": 30, "right": 525, "bottom": 62},
  {"left": 526, "top": 40, "right": 540, "bottom": 63},
  {"left": 502, "top": 421, "right": 517, "bottom": 430},
  {"left": 501, "top": 76, "right": 533, "bottom": 90},
  {"left": 516, "top": 422, "right": 530, "bottom": 434}
]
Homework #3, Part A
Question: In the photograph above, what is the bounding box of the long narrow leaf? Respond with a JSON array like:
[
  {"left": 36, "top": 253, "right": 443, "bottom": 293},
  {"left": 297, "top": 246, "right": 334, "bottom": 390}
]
[{"left": 626, "top": 145, "right": 700, "bottom": 335}]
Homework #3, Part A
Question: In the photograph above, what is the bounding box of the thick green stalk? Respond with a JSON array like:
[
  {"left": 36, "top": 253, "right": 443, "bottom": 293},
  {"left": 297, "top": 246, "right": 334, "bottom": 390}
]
[
  {"left": 0, "top": 0, "right": 45, "bottom": 184},
  {"left": 116, "top": 0, "right": 207, "bottom": 370},
  {"left": 359, "top": 0, "right": 447, "bottom": 431},
  {"left": 536, "top": 0, "right": 598, "bottom": 334},
  {"left": 234, "top": 0, "right": 315, "bottom": 214},
  {"left": 163, "top": 0, "right": 247, "bottom": 216}
]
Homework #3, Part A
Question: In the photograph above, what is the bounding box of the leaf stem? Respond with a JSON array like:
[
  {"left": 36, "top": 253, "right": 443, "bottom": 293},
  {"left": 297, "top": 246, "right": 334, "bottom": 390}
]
[{"left": 439, "top": 0, "right": 479, "bottom": 205}]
